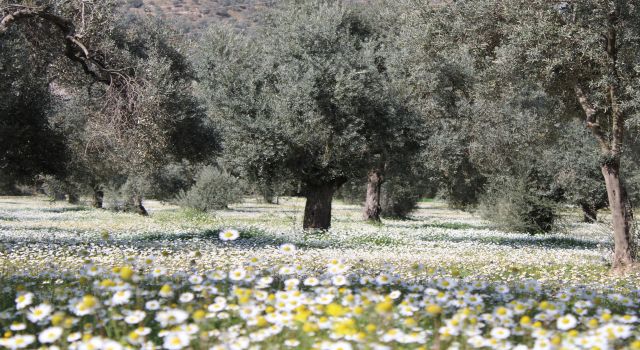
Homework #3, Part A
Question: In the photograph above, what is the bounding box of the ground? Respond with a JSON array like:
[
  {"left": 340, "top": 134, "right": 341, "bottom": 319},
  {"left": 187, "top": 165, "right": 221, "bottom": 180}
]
[
  {"left": 0, "top": 196, "right": 636, "bottom": 290},
  {"left": 0, "top": 196, "right": 638, "bottom": 349}
]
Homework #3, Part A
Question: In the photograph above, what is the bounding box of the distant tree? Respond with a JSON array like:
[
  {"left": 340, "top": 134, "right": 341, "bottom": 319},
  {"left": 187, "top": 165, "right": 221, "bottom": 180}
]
[
  {"left": 386, "top": 0, "right": 484, "bottom": 209},
  {"left": 544, "top": 121, "right": 608, "bottom": 223}
]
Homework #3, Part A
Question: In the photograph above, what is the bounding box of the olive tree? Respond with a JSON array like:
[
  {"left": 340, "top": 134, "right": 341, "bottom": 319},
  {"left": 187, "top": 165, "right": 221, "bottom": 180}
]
[
  {"left": 196, "top": 2, "right": 424, "bottom": 229},
  {"left": 421, "top": 0, "right": 639, "bottom": 267},
  {"left": 492, "top": 0, "right": 639, "bottom": 268},
  {"left": 2, "top": 1, "right": 215, "bottom": 213}
]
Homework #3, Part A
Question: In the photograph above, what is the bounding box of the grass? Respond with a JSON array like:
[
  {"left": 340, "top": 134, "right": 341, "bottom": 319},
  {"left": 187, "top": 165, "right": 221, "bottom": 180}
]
[{"left": 422, "top": 221, "right": 483, "bottom": 230}]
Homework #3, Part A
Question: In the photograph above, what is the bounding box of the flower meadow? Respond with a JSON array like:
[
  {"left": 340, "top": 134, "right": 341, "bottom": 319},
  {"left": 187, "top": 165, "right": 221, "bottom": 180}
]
[{"left": 0, "top": 197, "right": 639, "bottom": 349}]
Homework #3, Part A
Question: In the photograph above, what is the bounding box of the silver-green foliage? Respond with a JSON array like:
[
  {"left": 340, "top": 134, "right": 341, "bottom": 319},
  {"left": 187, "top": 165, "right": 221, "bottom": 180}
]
[
  {"left": 195, "top": 2, "right": 424, "bottom": 189},
  {"left": 176, "top": 166, "right": 245, "bottom": 211}
]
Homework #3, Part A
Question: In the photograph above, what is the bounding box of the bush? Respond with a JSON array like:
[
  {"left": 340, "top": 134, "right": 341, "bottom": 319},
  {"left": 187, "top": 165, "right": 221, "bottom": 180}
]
[
  {"left": 479, "top": 174, "right": 560, "bottom": 234},
  {"left": 176, "top": 166, "right": 244, "bottom": 211},
  {"left": 128, "top": 0, "right": 143, "bottom": 8},
  {"left": 39, "top": 175, "right": 67, "bottom": 201},
  {"left": 381, "top": 177, "right": 422, "bottom": 218},
  {"left": 149, "top": 161, "right": 199, "bottom": 201}
]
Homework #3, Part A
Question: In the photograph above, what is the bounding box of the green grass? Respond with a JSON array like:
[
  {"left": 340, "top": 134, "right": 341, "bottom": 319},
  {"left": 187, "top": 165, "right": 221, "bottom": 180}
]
[
  {"left": 423, "top": 221, "right": 483, "bottom": 230},
  {"left": 417, "top": 197, "right": 435, "bottom": 203},
  {"left": 348, "top": 234, "right": 403, "bottom": 247}
]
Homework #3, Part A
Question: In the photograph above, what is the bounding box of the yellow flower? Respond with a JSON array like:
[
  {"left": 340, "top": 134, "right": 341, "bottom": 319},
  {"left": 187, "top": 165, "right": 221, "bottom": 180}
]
[
  {"left": 119, "top": 266, "right": 134, "bottom": 280},
  {"left": 80, "top": 295, "right": 97, "bottom": 308},
  {"left": 326, "top": 303, "right": 346, "bottom": 317},
  {"left": 496, "top": 307, "right": 508, "bottom": 316},
  {"left": 303, "top": 322, "right": 318, "bottom": 333},
  {"left": 51, "top": 313, "right": 65, "bottom": 327},
  {"left": 520, "top": 316, "right": 531, "bottom": 326},
  {"left": 294, "top": 308, "right": 311, "bottom": 323},
  {"left": 375, "top": 300, "right": 393, "bottom": 314},
  {"left": 425, "top": 304, "right": 442, "bottom": 315},
  {"left": 256, "top": 317, "right": 268, "bottom": 327},
  {"left": 333, "top": 318, "right": 357, "bottom": 336},
  {"left": 100, "top": 279, "right": 116, "bottom": 288},
  {"left": 404, "top": 318, "right": 417, "bottom": 327},
  {"left": 192, "top": 309, "right": 206, "bottom": 321}
]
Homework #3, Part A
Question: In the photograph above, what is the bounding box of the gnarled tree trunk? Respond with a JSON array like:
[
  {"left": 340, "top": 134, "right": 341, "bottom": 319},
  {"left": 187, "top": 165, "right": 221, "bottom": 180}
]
[
  {"left": 363, "top": 168, "right": 384, "bottom": 221},
  {"left": 580, "top": 202, "right": 598, "bottom": 223},
  {"left": 601, "top": 163, "right": 635, "bottom": 268},
  {"left": 129, "top": 194, "right": 148, "bottom": 216},
  {"left": 92, "top": 189, "right": 104, "bottom": 209},
  {"left": 303, "top": 179, "right": 345, "bottom": 230}
]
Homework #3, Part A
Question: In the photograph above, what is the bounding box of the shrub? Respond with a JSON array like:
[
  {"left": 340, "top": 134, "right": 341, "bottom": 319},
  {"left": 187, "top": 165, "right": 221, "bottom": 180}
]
[
  {"left": 39, "top": 175, "right": 67, "bottom": 201},
  {"left": 479, "top": 174, "right": 560, "bottom": 234},
  {"left": 380, "top": 177, "right": 422, "bottom": 218},
  {"left": 176, "top": 166, "right": 244, "bottom": 211},
  {"left": 128, "top": 0, "right": 143, "bottom": 9},
  {"left": 149, "top": 161, "right": 199, "bottom": 201}
]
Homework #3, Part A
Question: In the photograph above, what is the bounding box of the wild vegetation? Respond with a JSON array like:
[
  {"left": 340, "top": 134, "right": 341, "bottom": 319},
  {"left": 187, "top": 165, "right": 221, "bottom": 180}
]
[{"left": 1, "top": 0, "right": 640, "bottom": 348}]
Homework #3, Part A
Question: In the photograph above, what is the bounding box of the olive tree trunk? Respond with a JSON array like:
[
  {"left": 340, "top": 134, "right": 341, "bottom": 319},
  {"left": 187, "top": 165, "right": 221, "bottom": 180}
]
[
  {"left": 363, "top": 168, "right": 383, "bottom": 221},
  {"left": 67, "top": 192, "right": 80, "bottom": 204},
  {"left": 601, "top": 163, "right": 635, "bottom": 268},
  {"left": 129, "top": 194, "right": 148, "bottom": 216},
  {"left": 580, "top": 202, "right": 598, "bottom": 223},
  {"left": 571, "top": 12, "right": 636, "bottom": 269},
  {"left": 303, "top": 179, "right": 345, "bottom": 230},
  {"left": 92, "top": 189, "right": 104, "bottom": 209}
]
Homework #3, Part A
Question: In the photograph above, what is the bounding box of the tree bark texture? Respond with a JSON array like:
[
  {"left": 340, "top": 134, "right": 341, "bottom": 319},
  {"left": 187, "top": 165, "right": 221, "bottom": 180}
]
[
  {"left": 363, "top": 168, "right": 384, "bottom": 221},
  {"left": 601, "top": 163, "right": 635, "bottom": 268},
  {"left": 303, "top": 179, "right": 345, "bottom": 230},
  {"left": 129, "top": 194, "right": 148, "bottom": 216}
]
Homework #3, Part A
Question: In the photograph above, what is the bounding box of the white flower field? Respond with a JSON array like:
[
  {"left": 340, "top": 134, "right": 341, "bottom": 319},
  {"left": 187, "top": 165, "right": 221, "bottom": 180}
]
[{"left": 0, "top": 196, "right": 638, "bottom": 349}]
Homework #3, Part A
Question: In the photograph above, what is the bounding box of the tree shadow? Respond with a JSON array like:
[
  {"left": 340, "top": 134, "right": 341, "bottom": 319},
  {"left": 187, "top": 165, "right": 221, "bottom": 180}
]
[{"left": 420, "top": 234, "right": 602, "bottom": 250}]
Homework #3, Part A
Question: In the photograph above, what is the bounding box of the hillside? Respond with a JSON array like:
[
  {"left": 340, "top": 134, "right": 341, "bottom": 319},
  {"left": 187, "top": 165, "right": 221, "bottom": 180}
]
[{"left": 122, "top": 0, "right": 369, "bottom": 35}]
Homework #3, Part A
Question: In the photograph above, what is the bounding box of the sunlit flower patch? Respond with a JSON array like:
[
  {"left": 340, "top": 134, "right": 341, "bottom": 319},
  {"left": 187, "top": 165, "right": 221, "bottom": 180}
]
[{"left": 0, "top": 238, "right": 639, "bottom": 350}]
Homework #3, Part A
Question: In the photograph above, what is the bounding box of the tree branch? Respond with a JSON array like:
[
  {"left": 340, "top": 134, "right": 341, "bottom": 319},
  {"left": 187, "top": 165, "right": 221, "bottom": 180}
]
[
  {"left": 574, "top": 85, "right": 610, "bottom": 154},
  {"left": 1, "top": 5, "right": 117, "bottom": 85}
]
